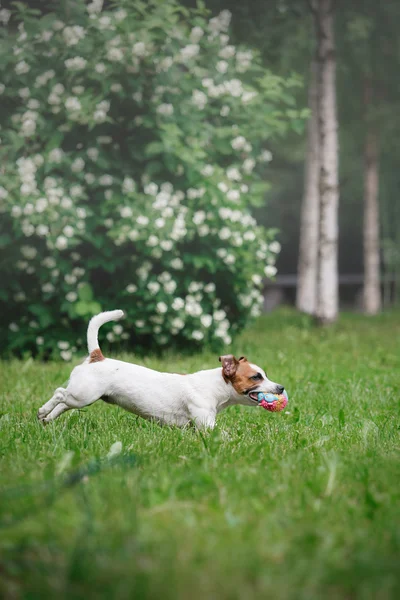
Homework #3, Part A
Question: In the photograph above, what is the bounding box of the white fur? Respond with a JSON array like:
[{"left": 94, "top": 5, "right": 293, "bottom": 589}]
[{"left": 38, "top": 311, "right": 284, "bottom": 428}]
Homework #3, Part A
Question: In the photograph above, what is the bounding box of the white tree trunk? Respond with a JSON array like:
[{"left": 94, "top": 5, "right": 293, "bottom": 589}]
[
  {"left": 315, "top": 0, "right": 339, "bottom": 324},
  {"left": 296, "top": 60, "right": 319, "bottom": 314},
  {"left": 363, "top": 80, "right": 381, "bottom": 314}
]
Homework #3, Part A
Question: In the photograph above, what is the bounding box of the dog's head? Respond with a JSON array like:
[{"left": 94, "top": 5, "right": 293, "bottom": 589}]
[{"left": 219, "top": 354, "right": 285, "bottom": 407}]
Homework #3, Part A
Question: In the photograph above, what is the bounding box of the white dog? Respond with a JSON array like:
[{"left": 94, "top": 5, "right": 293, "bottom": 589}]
[{"left": 37, "top": 310, "right": 285, "bottom": 428}]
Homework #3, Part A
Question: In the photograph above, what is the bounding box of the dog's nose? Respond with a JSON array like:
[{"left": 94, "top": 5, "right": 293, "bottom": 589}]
[{"left": 276, "top": 385, "right": 284, "bottom": 394}]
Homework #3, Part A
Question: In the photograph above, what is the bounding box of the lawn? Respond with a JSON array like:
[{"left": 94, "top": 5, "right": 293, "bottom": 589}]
[{"left": 0, "top": 309, "right": 399, "bottom": 600}]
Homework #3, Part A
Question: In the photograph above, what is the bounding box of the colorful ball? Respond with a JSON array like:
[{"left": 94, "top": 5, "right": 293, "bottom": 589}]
[{"left": 257, "top": 389, "right": 288, "bottom": 412}]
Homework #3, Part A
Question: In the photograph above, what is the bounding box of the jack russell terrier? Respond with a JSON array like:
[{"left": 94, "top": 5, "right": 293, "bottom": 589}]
[{"left": 37, "top": 310, "right": 285, "bottom": 428}]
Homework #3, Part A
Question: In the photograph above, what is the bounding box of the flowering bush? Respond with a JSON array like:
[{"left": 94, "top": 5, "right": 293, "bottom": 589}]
[{"left": 0, "top": 0, "right": 303, "bottom": 359}]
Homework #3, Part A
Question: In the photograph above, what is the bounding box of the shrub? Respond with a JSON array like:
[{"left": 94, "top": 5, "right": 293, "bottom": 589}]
[{"left": 0, "top": 0, "right": 303, "bottom": 358}]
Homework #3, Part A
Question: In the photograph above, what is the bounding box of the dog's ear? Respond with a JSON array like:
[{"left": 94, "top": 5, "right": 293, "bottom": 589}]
[
  {"left": 219, "top": 354, "right": 239, "bottom": 381},
  {"left": 238, "top": 356, "right": 247, "bottom": 362}
]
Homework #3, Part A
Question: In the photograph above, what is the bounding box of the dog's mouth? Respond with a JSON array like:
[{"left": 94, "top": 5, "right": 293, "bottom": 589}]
[{"left": 248, "top": 391, "right": 261, "bottom": 403}]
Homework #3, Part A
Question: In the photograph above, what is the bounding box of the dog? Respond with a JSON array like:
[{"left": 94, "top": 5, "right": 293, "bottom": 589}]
[{"left": 37, "top": 310, "right": 285, "bottom": 428}]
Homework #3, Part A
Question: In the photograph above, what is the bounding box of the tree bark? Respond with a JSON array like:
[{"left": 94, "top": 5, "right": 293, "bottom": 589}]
[
  {"left": 314, "top": 0, "right": 339, "bottom": 324},
  {"left": 296, "top": 60, "right": 320, "bottom": 314},
  {"left": 363, "top": 79, "right": 381, "bottom": 314}
]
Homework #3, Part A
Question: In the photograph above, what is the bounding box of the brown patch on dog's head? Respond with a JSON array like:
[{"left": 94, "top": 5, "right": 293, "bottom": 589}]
[
  {"left": 219, "top": 354, "right": 261, "bottom": 395},
  {"left": 89, "top": 348, "right": 105, "bottom": 363}
]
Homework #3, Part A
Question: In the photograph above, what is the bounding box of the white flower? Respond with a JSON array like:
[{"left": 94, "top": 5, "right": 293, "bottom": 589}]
[
  {"left": 209, "top": 11, "right": 231, "bottom": 36},
  {"left": 156, "top": 302, "right": 168, "bottom": 314},
  {"left": 36, "top": 224, "right": 49, "bottom": 237},
  {"left": 219, "top": 227, "right": 231, "bottom": 240},
  {"left": 60, "top": 350, "right": 72, "bottom": 361},
  {"left": 0, "top": 9, "right": 11, "bottom": 25},
  {"left": 164, "top": 280, "right": 176, "bottom": 294},
  {"left": 269, "top": 241, "right": 281, "bottom": 254},
  {"left": 18, "top": 87, "right": 30, "bottom": 99},
  {"left": 200, "top": 314, "right": 212, "bottom": 328},
  {"left": 201, "top": 165, "right": 214, "bottom": 177},
  {"left": 144, "top": 183, "right": 158, "bottom": 196},
  {"left": 190, "top": 26, "right": 204, "bottom": 42},
  {"left": 66, "top": 291, "right": 78, "bottom": 302},
  {"left": 219, "top": 45, "right": 235, "bottom": 59},
  {"left": 36, "top": 336, "right": 44, "bottom": 345},
  {"left": 21, "top": 119, "right": 36, "bottom": 137},
  {"left": 231, "top": 135, "right": 246, "bottom": 150},
  {"left": 220, "top": 105, "right": 230, "bottom": 117},
  {"left": 65, "top": 96, "right": 81, "bottom": 111},
  {"left": 216, "top": 60, "right": 228, "bottom": 74},
  {"left": 172, "top": 297, "right": 184, "bottom": 311},
  {"left": 106, "top": 332, "right": 115, "bottom": 342},
  {"left": 226, "top": 167, "right": 241, "bottom": 181},
  {"left": 65, "top": 274, "right": 77, "bottom": 285},
  {"left": 126, "top": 284, "right": 137, "bottom": 294},
  {"left": 157, "top": 103, "right": 174, "bottom": 116},
  {"left": 114, "top": 8, "right": 127, "bottom": 21},
  {"left": 192, "top": 330, "right": 204, "bottom": 341},
  {"left": 227, "top": 189, "right": 240, "bottom": 202},
  {"left": 63, "top": 225, "right": 74, "bottom": 237},
  {"left": 259, "top": 149, "right": 273, "bottom": 162},
  {"left": 9, "top": 322, "right": 19, "bottom": 332},
  {"left": 55, "top": 235, "right": 68, "bottom": 250},
  {"left": 122, "top": 177, "right": 135, "bottom": 194},
  {"left": 65, "top": 56, "right": 87, "bottom": 70},
  {"left": 147, "top": 235, "right": 158, "bottom": 247},
  {"left": 214, "top": 309, "right": 226, "bottom": 321},
  {"left": 171, "top": 317, "right": 184, "bottom": 330},
  {"left": 264, "top": 265, "right": 277, "bottom": 277},
  {"left": 192, "top": 89, "right": 207, "bottom": 109},
  {"left": 242, "top": 91, "right": 257, "bottom": 104},
  {"left": 93, "top": 109, "right": 107, "bottom": 123},
  {"left": 160, "top": 240, "right": 173, "bottom": 251},
  {"left": 43, "top": 282, "right": 55, "bottom": 293},
  {"left": 107, "top": 47, "right": 124, "bottom": 61},
  {"left": 180, "top": 44, "right": 200, "bottom": 61},
  {"left": 137, "top": 215, "right": 149, "bottom": 226},
  {"left": 243, "top": 158, "right": 255, "bottom": 174},
  {"left": 48, "top": 148, "right": 64, "bottom": 163},
  {"left": 204, "top": 282, "right": 216, "bottom": 293},
  {"left": 15, "top": 60, "right": 30, "bottom": 75},
  {"left": 170, "top": 258, "right": 183, "bottom": 270},
  {"left": 71, "top": 157, "right": 85, "bottom": 172},
  {"left": 0, "top": 186, "right": 8, "bottom": 199},
  {"left": 87, "top": 0, "right": 104, "bottom": 14},
  {"left": 132, "top": 41, "right": 147, "bottom": 57},
  {"left": 244, "top": 230, "right": 256, "bottom": 242},
  {"left": 218, "top": 182, "right": 228, "bottom": 193},
  {"left": 252, "top": 274, "right": 262, "bottom": 286},
  {"left": 95, "top": 62, "right": 106, "bottom": 73},
  {"left": 120, "top": 206, "right": 133, "bottom": 218},
  {"left": 193, "top": 211, "right": 206, "bottom": 225},
  {"left": 99, "top": 174, "right": 113, "bottom": 186},
  {"left": 63, "top": 25, "right": 85, "bottom": 46},
  {"left": 21, "top": 245, "right": 37, "bottom": 259}
]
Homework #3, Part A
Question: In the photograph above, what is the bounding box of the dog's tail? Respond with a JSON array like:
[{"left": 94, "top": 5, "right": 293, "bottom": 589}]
[{"left": 87, "top": 310, "right": 125, "bottom": 358}]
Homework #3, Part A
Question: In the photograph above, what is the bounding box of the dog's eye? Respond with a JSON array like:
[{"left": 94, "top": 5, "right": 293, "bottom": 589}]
[{"left": 251, "top": 373, "right": 263, "bottom": 381}]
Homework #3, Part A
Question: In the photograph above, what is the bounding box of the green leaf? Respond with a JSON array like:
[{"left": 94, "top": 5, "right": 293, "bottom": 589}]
[{"left": 78, "top": 283, "right": 94, "bottom": 303}]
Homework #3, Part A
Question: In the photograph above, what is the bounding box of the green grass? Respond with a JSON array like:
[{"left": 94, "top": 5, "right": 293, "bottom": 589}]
[{"left": 1, "top": 309, "right": 400, "bottom": 600}]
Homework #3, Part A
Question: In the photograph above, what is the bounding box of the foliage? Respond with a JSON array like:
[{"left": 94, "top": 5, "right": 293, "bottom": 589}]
[
  {"left": 0, "top": 310, "right": 399, "bottom": 598},
  {"left": 0, "top": 0, "right": 304, "bottom": 358}
]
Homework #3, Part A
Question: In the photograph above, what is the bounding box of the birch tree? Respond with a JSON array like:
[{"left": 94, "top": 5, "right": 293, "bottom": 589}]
[
  {"left": 363, "top": 79, "right": 381, "bottom": 314},
  {"left": 314, "top": 0, "right": 339, "bottom": 324},
  {"left": 296, "top": 60, "right": 319, "bottom": 314}
]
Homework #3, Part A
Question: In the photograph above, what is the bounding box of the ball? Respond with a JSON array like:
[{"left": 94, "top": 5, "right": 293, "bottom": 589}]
[{"left": 257, "top": 389, "right": 288, "bottom": 412}]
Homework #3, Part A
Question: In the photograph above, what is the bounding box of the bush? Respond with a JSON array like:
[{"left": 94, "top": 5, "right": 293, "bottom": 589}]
[{"left": 0, "top": 0, "right": 303, "bottom": 359}]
